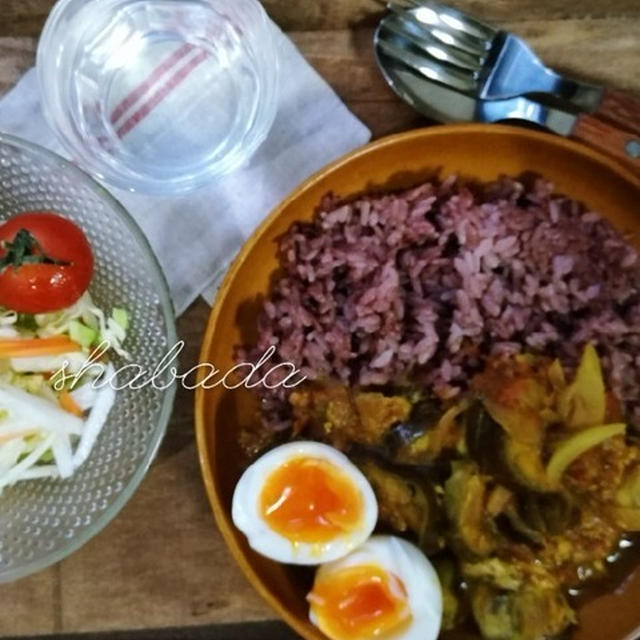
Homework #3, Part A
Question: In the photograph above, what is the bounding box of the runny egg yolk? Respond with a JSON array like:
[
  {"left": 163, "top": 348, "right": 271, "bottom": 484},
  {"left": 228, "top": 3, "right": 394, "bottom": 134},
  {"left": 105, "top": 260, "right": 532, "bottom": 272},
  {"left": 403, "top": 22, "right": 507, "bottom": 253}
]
[
  {"left": 259, "top": 456, "right": 364, "bottom": 543},
  {"left": 308, "top": 564, "right": 412, "bottom": 640}
]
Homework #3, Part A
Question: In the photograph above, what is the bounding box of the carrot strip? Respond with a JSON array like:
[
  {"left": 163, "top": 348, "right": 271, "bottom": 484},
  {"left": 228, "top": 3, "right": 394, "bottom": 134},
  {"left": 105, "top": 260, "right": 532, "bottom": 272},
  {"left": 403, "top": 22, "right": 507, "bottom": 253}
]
[
  {"left": 0, "top": 336, "right": 82, "bottom": 358},
  {"left": 59, "top": 391, "right": 84, "bottom": 417}
]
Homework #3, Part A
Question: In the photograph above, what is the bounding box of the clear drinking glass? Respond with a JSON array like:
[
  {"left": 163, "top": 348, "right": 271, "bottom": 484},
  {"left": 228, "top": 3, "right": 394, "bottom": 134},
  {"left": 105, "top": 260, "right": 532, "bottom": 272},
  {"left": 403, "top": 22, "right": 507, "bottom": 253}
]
[{"left": 37, "top": 0, "right": 279, "bottom": 194}]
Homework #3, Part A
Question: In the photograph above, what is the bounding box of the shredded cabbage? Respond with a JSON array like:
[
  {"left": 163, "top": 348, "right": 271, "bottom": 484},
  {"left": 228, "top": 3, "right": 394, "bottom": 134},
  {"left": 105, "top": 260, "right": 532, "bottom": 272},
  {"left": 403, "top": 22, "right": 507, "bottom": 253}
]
[
  {"left": 34, "top": 292, "right": 131, "bottom": 359},
  {"left": 0, "top": 309, "right": 17, "bottom": 327}
]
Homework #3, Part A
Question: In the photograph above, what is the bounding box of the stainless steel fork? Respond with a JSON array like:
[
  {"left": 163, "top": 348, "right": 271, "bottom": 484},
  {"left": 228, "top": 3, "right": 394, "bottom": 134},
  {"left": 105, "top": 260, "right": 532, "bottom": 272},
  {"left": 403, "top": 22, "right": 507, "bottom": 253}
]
[
  {"left": 375, "top": 5, "right": 640, "bottom": 175},
  {"left": 381, "top": 0, "right": 640, "bottom": 137}
]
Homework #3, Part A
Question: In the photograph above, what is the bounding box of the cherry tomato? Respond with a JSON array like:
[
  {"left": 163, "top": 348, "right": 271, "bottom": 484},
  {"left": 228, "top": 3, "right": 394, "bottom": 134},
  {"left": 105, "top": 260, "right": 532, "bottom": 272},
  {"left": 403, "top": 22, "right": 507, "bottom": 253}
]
[{"left": 0, "top": 212, "right": 94, "bottom": 313}]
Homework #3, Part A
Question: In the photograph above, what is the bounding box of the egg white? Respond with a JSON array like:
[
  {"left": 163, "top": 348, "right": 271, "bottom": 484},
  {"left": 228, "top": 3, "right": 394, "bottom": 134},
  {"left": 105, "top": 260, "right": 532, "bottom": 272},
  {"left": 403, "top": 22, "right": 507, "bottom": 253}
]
[
  {"left": 309, "top": 535, "right": 443, "bottom": 640},
  {"left": 231, "top": 441, "right": 378, "bottom": 565}
]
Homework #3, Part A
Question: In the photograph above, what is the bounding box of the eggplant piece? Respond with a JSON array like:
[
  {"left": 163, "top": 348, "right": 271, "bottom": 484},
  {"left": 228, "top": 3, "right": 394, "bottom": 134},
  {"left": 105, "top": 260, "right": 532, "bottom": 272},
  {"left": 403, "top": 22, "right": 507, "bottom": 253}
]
[
  {"left": 508, "top": 587, "right": 577, "bottom": 639},
  {"left": 386, "top": 398, "right": 442, "bottom": 448},
  {"left": 495, "top": 493, "right": 578, "bottom": 547},
  {"left": 465, "top": 403, "right": 504, "bottom": 474},
  {"left": 469, "top": 584, "right": 514, "bottom": 640},
  {"left": 433, "top": 555, "right": 464, "bottom": 631},
  {"left": 390, "top": 399, "right": 468, "bottom": 464},
  {"left": 348, "top": 442, "right": 452, "bottom": 484},
  {"left": 497, "top": 505, "right": 546, "bottom": 547},
  {"left": 465, "top": 403, "right": 555, "bottom": 493},
  {"left": 518, "top": 492, "right": 579, "bottom": 536},
  {"left": 466, "top": 408, "right": 576, "bottom": 541},
  {"left": 445, "top": 463, "right": 498, "bottom": 557},
  {"left": 485, "top": 486, "right": 548, "bottom": 547},
  {"left": 358, "top": 459, "right": 442, "bottom": 553},
  {"left": 470, "top": 583, "right": 576, "bottom": 640},
  {"left": 384, "top": 398, "right": 442, "bottom": 463}
]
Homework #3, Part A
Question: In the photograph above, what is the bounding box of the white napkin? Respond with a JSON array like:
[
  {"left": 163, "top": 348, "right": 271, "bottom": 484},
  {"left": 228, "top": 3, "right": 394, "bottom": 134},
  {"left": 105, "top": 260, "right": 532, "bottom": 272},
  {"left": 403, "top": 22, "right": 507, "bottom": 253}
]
[{"left": 0, "top": 25, "right": 370, "bottom": 315}]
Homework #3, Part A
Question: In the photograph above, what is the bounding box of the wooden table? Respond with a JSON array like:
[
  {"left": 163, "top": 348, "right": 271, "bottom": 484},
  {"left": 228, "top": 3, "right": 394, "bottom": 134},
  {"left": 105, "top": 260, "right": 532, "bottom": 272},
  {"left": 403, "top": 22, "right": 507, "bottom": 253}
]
[{"left": 1, "top": 1, "right": 639, "bottom": 638}]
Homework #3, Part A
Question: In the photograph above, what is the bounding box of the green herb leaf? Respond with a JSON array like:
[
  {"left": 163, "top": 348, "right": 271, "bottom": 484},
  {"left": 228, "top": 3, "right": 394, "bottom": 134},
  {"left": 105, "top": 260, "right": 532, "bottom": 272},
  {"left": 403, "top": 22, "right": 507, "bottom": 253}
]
[{"left": 0, "top": 228, "right": 70, "bottom": 271}]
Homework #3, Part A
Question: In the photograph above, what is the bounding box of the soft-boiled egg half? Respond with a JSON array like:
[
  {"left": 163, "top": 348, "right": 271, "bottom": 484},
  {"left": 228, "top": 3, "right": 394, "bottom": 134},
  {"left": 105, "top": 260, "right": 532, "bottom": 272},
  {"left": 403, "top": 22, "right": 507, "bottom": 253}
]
[
  {"left": 232, "top": 441, "right": 378, "bottom": 565},
  {"left": 308, "top": 535, "right": 442, "bottom": 640}
]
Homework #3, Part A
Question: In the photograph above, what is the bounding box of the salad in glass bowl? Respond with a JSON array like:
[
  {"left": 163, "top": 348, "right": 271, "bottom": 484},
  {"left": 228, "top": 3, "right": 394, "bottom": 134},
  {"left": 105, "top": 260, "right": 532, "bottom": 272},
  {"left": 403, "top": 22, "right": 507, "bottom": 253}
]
[
  {"left": 0, "top": 211, "right": 130, "bottom": 490},
  {"left": 0, "top": 132, "right": 175, "bottom": 583}
]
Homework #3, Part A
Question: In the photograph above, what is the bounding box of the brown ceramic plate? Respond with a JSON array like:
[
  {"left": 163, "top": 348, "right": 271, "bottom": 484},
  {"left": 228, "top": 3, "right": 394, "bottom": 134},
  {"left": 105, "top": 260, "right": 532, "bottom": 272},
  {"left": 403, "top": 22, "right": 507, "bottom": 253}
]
[{"left": 195, "top": 124, "right": 640, "bottom": 640}]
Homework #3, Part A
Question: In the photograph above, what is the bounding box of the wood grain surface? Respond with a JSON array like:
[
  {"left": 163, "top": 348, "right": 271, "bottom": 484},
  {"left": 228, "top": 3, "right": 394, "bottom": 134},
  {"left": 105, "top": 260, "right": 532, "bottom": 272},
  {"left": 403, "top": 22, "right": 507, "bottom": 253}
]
[
  {"left": 3, "top": 0, "right": 640, "bottom": 35},
  {"left": 0, "top": 0, "right": 639, "bottom": 637}
]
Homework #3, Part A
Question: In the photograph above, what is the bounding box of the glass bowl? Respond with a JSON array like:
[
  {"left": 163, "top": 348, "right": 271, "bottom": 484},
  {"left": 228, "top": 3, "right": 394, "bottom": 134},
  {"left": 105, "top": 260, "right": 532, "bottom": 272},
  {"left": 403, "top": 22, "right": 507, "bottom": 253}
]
[
  {"left": 0, "top": 133, "right": 177, "bottom": 582},
  {"left": 36, "top": 0, "right": 279, "bottom": 194}
]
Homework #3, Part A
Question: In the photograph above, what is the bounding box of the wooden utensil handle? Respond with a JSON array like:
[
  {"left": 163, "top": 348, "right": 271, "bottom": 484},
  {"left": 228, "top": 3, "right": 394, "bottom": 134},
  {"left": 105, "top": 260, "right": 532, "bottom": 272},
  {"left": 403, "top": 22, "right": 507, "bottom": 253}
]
[
  {"left": 571, "top": 113, "right": 640, "bottom": 178},
  {"left": 597, "top": 88, "right": 640, "bottom": 137}
]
